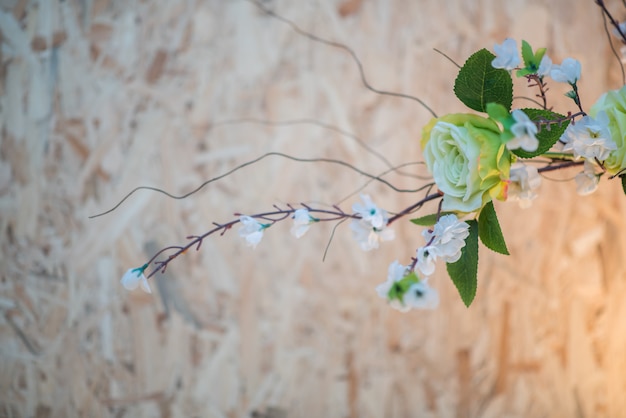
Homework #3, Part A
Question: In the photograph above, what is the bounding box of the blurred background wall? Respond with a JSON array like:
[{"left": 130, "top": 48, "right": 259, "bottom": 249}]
[{"left": 1, "top": 0, "right": 626, "bottom": 417}]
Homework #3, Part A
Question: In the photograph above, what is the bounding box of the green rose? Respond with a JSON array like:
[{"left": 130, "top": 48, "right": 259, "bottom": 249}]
[
  {"left": 590, "top": 85, "right": 626, "bottom": 175},
  {"left": 421, "top": 114, "right": 511, "bottom": 212}
]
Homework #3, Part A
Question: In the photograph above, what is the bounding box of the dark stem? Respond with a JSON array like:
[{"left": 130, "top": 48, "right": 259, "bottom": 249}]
[
  {"left": 595, "top": 0, "right": 626, "bottom": 44},
  {"left": 387, "top": 192, "right": 443, "bottom": 224},
  {"left": 537, "top": 160, "right": 584, "bottom": 173},
  {"left": 145, "top": 192, "right": 443, "bottom": 279},
  {"left": 526, "top": 74, "right": 549, "bottom": 110},
  {"left": 247, "top": 0, "right": 438, "bottom": 118}
]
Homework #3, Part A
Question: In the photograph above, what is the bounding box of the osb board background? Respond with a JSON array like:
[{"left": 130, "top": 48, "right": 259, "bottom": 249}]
[{"left": 1, "top": 0, "right": 626, "bottom": 417}]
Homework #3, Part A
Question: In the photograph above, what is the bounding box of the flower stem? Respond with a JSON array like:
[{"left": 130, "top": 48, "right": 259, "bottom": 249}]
[
  {"left": 540, "top": 152, "right": 575, "bottom": 160},
  {"left": 143, "top": 192, "right": 443, "bottom": 279},
  {"left": 537, "top": 160, "right": 584, "bottom": 173}
]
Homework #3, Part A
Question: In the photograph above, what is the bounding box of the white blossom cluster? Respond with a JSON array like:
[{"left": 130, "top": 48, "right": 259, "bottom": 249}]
[
  {"left": 375, "top": 214, "right": 470, "bottom": 312},
  {"left": 560, "top": 113, "right": 617, "bottom": 195},
  {"left": 491, "top": 38, "right": 618, "bottom": 200},
  {"left": 375, "top": 261, "right": 439, "bottom": 311},
  {"left": 415, "top": 215, "right": 470, "bottom": 277},
  {"left": 490, "top": 38, "right": 583, "bottom": 156},
  {"left": 491, "top": 38, "right": 580, "bottom": 83},
  {"left": 507, "top": 163, "right": 542, "bottom": 208},
  {"left": 120, "top": 194, "right": 470, "bottom": 312}
]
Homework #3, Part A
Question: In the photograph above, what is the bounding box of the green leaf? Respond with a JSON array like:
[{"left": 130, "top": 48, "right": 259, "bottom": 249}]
[
  {"left": 515, "top": 68, "right": 534, "bottom": 77},
  {"left": 516, "top": 42, "right": 546, "bottom": 77},
  {"left": 388, "top": 272, "right": 418, "bottom": 301},
  {"left": 565, "top": 90, "right": 577, "bottom": 100},
  {"left": 621, "top": 175, "right": 626, "bottom": 195},
  {"left": 454, "top": 49, "right": 514, "bottom": 112},
  {"left": 446, "top": 220, "right": 479, "bottom": 307},
  {"left": 533, "top": 47, "right": 546, "bottom": 65},
  {"left": 486, "top": 102, "right": 510, "bottom": 124},
  {"left": 521, "top": 40, "right": 533, "bottom": 68},
  {"left": 512, "top": 108, "right": 570, "bottom": 159},
  {"left": 410, "top": 212, "right": 454, "bottom": 226},
  {"left": 478, "top": 201, "right": 509, "bottom": 255}
]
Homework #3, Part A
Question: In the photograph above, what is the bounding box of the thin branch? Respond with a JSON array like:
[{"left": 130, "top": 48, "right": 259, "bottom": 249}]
[
  {"left": 210, "top": 117, "right": 428, "bottom": 179},
  {"left": 433, "top": 48, "right": 461, "bottom": 68},
  {"left": 600, "top": 9, "right": 626, "bottom": 85},
  {"left": 247, "top": 0, "right": 437, "bottom": 118},
  {"left": 513, "top": 95, "right": 546, "bottom": 108},
  {"left": 89, "top": 152, "right": 427, "bottom": 219},
  {"left": 144, "top": 191, "right": 443, "bottom": 278},
  {"left": 335, "top": 165, "right": 432, "bottom": 206},
  {"left": 387, "top": 192, "right": 442, "bottom": 224},
  {"left": 595, "top": 0, "right": 626, "bottom": 44},
  {"left": 537, "top": 160, "right": 584, "bottom": 173}
]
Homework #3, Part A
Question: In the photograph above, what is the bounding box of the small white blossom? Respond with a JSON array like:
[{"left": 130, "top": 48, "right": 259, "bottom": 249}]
[
  {"left": 238, "top": 215, "right": 267, "bottom": 248},
  {"left": 423, "top": 214, "right": 470, "bottom": 263},
  {"left": 350, "top": 219, "right": 395, "bottom": 251},
  {"left": 403, "top": 281, "right": 440, "bottom": 310},
  {"left": 415, "top": 215, "right": 470, "bottom": 277},
  {"left": 550, "top": 58, "right": 581, "bottom": 84},
  {"left": 120, "top": 266, "right": 152, "bottom": 294},
  {"left": 291, "top": 209, "right": 314, "bottom": 238},
  {"left": 415, "top": 246, "right": 437, "bottom": 277},
  {"left": 561, "top": 112, "right": 616, "bottom": 161},
  {"left": 352, "top": 194, "right": 386, "bottom": 228},
  {"left": 376, "top": 261, "right": 438, "bottom": 311},
  {"left": 537, "top": 55, "right": 552, "bottom": 77},
  {"left": 507, "top": 163, "right": 542, "bottom": 208},
  {"left": 507, "top": 109, "right": 539, "bottom": 152},
  {"left": 575, "top": 160, "right": 600, "bottom": 196},
  {"left": 375, "top": 260, "right": 408, "bottom": 299},
  {"left": 350, "top": 194, "right": 394, "bottom": 250},
  {"left": 491, "top": 38, "right": 520, "bottom": 70}
]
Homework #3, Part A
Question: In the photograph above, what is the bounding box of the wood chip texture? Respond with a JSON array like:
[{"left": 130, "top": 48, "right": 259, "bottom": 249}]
[{"left": 1, "top": 0, "right": 625, "bottom": 417}]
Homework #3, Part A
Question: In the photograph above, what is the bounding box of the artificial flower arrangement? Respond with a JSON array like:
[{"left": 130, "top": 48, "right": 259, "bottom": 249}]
[{"left": 107, "top": 2, "right": 626, "bottom": 311}]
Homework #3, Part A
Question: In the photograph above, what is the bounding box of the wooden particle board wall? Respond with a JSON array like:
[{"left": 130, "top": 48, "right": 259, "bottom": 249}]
[{"left": 1, "top": 0, "right": 625, "bottom": 417}]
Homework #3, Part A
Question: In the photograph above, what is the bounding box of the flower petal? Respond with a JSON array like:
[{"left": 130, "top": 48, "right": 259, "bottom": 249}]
[{"left": 139, "top": 276, "right": 152, "bottom": 294}]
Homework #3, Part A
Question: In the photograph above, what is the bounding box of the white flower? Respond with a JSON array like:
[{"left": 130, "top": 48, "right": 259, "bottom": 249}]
[
  {"left": 350, "top": 194, "right": 394, "bottom": 250},
  {"left": 350, "top": 219, "right": 395, "bottom": 251},
  {"left": 352, "top": 194, "right": 385, "bottom": 229},
  {"left": 238, "top": 215, "right": 267, "bottom": 248},
  {"left": 120, "top": 266, "right": 152, "bottom": 294},
  {"left": 403, "top": 281, "right": 440, "bottom": 310},
  {"left": 575, "top": 160, "right": 600, "bottom": 196},
  {"left": 291, "top": 208, "right": 314, "bottom": 238},
  {"left": 491, "top": 38, "right": 520, "bottom": 70},
  {"left": 537, "top": 55, "right": 552, "bottom": 77},
  {"left": 415, "top": 246, "right": 437, "bottom": 277},
  {"left": 375, "top": 260, "right": 408, "bottom": 299},
  {"left": 376, "top": 261, "right": 438, "bottom": 311},
  {"left": 415, "top": 215, "right": 470, "bottom": 277},
  {"left": 561, "top": 112, "right": 616, "bottom": 161},
  {"left": 423, "top": 214, "right": 470, "bottom": 262},
  {"left": 507, "top": 110, "right": 539, "bottom": 152},
  {"left": 550, "top": 58, "right": 581, "bottom": 84},
  {"left": 507, "top": 163, "right": 541, "bottom": 208}
]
